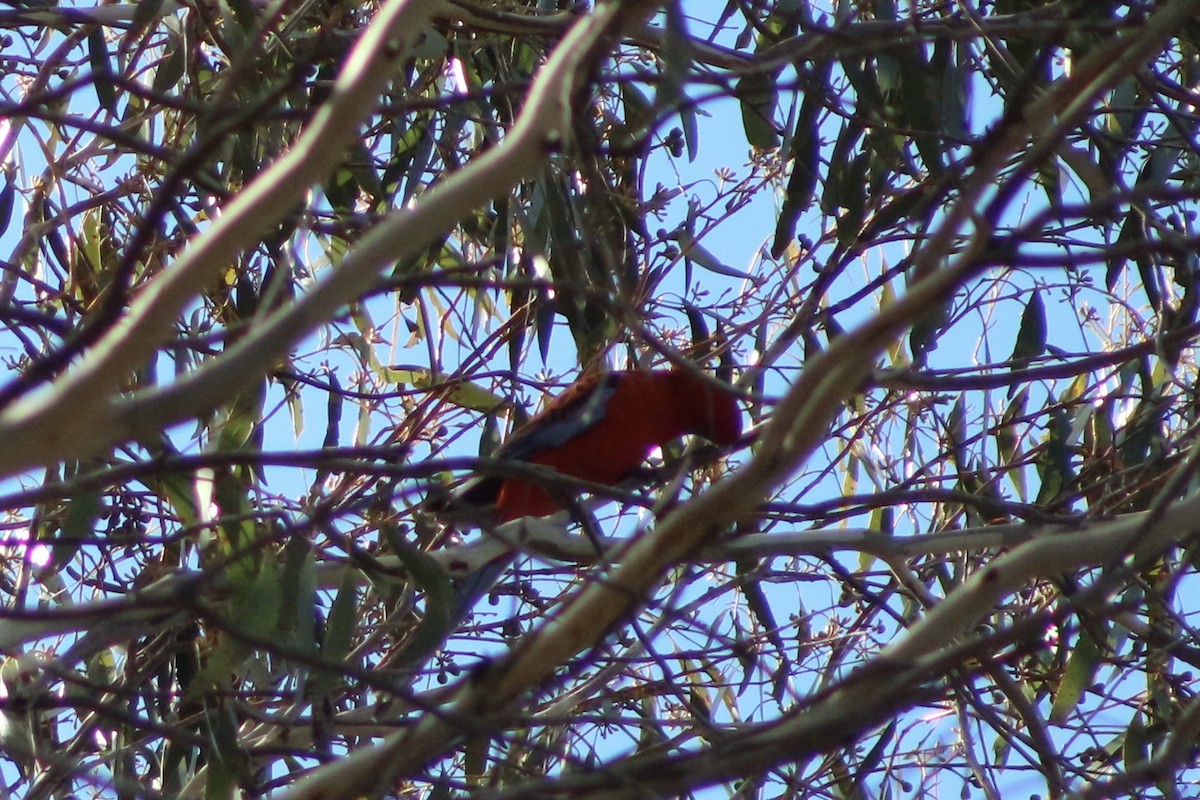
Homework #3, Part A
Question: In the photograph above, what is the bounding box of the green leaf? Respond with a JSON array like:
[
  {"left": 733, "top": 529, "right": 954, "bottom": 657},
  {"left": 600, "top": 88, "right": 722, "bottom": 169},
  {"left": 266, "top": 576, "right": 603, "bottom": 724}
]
[
  {"left": 407, "top": 25, "right": 448, "bottom": 60},
  {"left": 223, "top": 0, "right": 257, "bottom": 30},
  {"left": 535, "top": 294, "right": 555, "bottom": 365},
  {"left": 277, "top": 535, "right": 317, "bottom": 650},
  {"left": 940, "top": 41, "right": 970, "bottom": 141},
  {"left": 996, "top": 387, "right": 1029, "bottom": 501},
  {"left": 772, "top": 63, "right": 830, "bottom": 258},
  {"left": 213, "top": 379, "right": 266, "bottom": 452},
  {"left": 374, "top": 365, "right": 503, "bottom": 412},
  {"left": 1009, "top": 288, "right": 1047, "bottom": 369},
  {"left": 736, "top": 557, "right": 779, "bottom": 656},
  {"left": 734, "top": 73, "right": 779, "bottom": 150},
  {"left": 688, "top": 684, "right": 711, "bottom": 723},
  {"left": 322, "top": 371, "right": 341, "bottom": 449},
  {"left": 1122, "top": 711, "right": 1150, "bottom": 770},
  {"left": 1104, "top": 74, "right": 1145, "bottom": 144},
  {"left": 875, "top": 52, "right": 899, "bottom": 95},
  {"left": 324, "top": 166, "right": 360, "bottom": 219},
  {"left": 1037, "top": 159, "right": 1063, "bottom": 208},
  {"left": 79, "top": 207, "right": 104, "bottom": 279},
  {"left": 154, "top": 471, "right": 200, "bottom": 530},
  {"left": 945, "top": 393, "right": 967, "bottom": 467},
  {"left": 656, "top": 1, "right": 692, "bottom": 113},
  {"left": 1050, "top": 627, "right": 1104, "bottom": 724},
  {"left": 1107, "top": 210, "right": 1141, "bottom": 293},
  {"left": 669, "top": 228, "right": 755, "bottom": 279},
  {"left": 88, "top": 28, "right": 117, "bottom": 114},
  {"left": 203, "top": 702, "right": 248, "bottom": 800},
  {"left": 56, "top": 488, "right": 100, "bottom": 567},
  {"left": 841, "top": 58, "right": 886, "bottom": 116},
  {"left": 821, "top": 121, "right": 864, "bottom": 215},
  {"left": 128, "top": 0, "right": 165, "bottom": 42},
  {"left": 908, "top": 298, "right": 947, "bottom": 369},
  {"left": 355, "top": 387, "right": 371, "bottom": 446},
  {"left": 1118, "top": 395, "right": 1164, "bottom": 468},
  {"left": 399, "top": 114, "right": 437, "bottom": 208},
  {"left": 896, "top": 48, "right": 946, "bottom": 175},
  {"left": 834, "top": 154, "right": 868, "bottom": 245},
  {"left": 1035, "top": 406, "right": 1075, "bottom": 506},
  {"left": 385, "top": 538, "right": 455, "bottom": 665},
  {"left": 212, "top": 469, "right": 260, "bottom": 580},
  {"left": 1136, "top": 116, "right": 1186, "bottom": 189},
  {"left": 235, "top": 559, "right": 283, "bottom": 641},
  {"left": 679, "top": 97, "right": 700, "bottom": 163},
  {"left": 0, "top": 173, "right": 14, "bottom": 235},
  {"left": 282, "top": 376, "right": 303, "bottom": 439},
  {"left": 381, "top": 111, "right": 431, "bottom": 199},
  {"left": 40, "top": 198, "right": 69, "bottom": 274},
  {"left": 312, "top": 569, "right": 358, "bottom": 697}
]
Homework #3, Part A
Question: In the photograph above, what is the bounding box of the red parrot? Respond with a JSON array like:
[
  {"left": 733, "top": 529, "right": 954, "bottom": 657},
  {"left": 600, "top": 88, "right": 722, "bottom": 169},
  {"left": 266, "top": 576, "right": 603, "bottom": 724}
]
[
  {"left": 444, "top": 368, "right": 742, "bottom": 624},
  {"left": 460, "top": 368, "right": 743, "bottom": 522}
]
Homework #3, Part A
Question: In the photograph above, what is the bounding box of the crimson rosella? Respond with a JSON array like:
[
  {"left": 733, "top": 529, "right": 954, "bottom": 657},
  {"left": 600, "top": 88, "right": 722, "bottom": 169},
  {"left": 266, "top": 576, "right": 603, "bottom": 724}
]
[{"left": 446, "top": 367, "right": 743, "bottom": 624}]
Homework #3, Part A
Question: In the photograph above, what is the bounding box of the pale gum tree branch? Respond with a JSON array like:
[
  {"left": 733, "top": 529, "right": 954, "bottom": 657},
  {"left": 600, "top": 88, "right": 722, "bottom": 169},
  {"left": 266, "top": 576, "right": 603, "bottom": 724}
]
[
  {"left": 309, "top": 520, "right": 1039, "bottom": 589},
  {"left": 556, "top": 500, "right": 1200, "bottom": 798},
  {"left": 881, "top": 479, "right": 1200, "bottom": 663},
  {"left": 0, "top": 0, "right": 445, "bottom": 476},
  {"left": 107, "top": 35, "right": 603, "bottom": 436},
  {"left": 251, "top": 3, "right": 1200, "bottom": 795},
  {"left": 0, "top": 517, "right": 1060, "bottom": 654},
  {"left": 0, "top": 1, "right": 186, "bottom": 26}
]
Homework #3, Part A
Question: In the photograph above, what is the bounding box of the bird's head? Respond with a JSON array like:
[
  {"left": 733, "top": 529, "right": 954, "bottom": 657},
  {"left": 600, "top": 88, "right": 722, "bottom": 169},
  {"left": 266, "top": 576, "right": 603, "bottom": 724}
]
[{"left": 664, "top": 368, "right": 743, "bottom": 447}]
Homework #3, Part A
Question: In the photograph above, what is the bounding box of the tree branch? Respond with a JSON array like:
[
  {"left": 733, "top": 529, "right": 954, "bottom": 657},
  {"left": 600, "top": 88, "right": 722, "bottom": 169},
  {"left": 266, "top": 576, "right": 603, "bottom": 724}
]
[
  {"left": 278, "top": 2, "right": 1200, "bottom": 794},
  {"left": 0, "top": 0, "right": 441, "bottom": 475}
]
